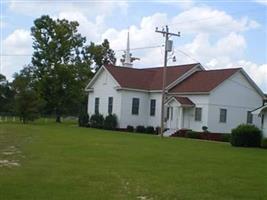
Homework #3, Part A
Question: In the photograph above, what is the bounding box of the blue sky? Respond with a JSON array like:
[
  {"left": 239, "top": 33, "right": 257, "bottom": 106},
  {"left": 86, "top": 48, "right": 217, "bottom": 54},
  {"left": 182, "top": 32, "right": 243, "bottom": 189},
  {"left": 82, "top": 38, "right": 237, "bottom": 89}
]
[{"left": 1, "top": 0, "right": 267, "bottom": 91}]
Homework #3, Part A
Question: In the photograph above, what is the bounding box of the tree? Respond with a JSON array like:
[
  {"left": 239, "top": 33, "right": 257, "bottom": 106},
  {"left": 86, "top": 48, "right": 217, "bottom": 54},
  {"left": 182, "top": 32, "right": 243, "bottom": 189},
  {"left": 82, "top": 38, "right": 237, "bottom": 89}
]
[
  {"left": 86, "top": 39, "right": 116, "bottom": 72},
  {"left": 0, "top": 74, "right": 15, "bottom": 113},
  {"left": 12, "top": 69, "right": 43, "bottom": 123},
  {"left": 0, "top": 74, "right": 7, "bottom": 105},
  {"left": 31, "top": 15, "right": 93, "bottom": 122}
]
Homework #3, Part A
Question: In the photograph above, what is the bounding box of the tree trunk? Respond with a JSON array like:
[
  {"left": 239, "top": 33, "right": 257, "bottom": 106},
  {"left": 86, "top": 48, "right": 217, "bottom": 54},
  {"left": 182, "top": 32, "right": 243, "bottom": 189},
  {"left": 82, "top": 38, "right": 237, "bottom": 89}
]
[
  {"left": 55, "top": 108, "right": 61, "bottom": 123},
  {"left": 56, "top": 115, "right": 61, "bottom": 123}
]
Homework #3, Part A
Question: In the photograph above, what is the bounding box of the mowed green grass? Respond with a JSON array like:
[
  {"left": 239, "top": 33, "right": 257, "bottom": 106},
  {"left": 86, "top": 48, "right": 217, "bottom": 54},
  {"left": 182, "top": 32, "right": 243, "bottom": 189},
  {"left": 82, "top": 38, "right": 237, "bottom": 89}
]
[{"left": 0, "top": 122, "right": 267, "bottom": 200}]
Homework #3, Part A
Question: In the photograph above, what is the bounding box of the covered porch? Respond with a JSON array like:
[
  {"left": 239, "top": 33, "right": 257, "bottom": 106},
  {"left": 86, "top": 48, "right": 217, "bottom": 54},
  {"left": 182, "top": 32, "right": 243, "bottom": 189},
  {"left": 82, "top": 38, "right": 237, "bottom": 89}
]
[
  {"left": 252, "top": 104, "right": 267, "bottom": 138},
  {"left": 165, "top": 96, "right": 195, "bottom": 131}
]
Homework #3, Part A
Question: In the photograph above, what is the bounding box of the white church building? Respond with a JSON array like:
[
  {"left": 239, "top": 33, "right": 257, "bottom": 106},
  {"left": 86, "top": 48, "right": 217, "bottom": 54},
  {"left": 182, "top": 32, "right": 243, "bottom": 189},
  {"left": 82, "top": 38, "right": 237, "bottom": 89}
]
[{"left": 85, "top": 33, "right": 266, "bottom": 135}]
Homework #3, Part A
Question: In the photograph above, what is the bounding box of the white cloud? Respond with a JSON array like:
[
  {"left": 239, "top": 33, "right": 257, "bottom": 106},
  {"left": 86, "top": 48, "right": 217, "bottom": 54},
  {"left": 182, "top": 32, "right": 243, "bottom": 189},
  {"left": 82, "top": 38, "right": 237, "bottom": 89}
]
[
  {"left": 183, "top": 32, "right": 246, "bottom": 66},
  {"left": 255, "top": 0, "right": 267, "bottom": 6},
  {"left": 170, "top": 6, "right": 260, "bottom": 34},
  {"left": 56, "top": 12, "right": 105, "bottom": 43},
  {"left": 3, "top": 29, "right": 32, "bottom": 54},
  {"left": 228, "top": 60, "right": 267, "bottom": 92},
  {"left": 2, "top": 29, "right": 32, "bottom": 79},
  {"left": 8, "top": 0, "right": 128, "bottom": 18},
  {"left": 156, "top": 0, "right": 195, "bottom": 9}
]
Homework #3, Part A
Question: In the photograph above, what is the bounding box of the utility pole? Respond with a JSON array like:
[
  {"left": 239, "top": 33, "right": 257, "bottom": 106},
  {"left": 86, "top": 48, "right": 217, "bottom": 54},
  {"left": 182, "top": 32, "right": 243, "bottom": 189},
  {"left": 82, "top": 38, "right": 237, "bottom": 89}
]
[{"left": 155, "top": 25, "right": 180, "bottom": 138}]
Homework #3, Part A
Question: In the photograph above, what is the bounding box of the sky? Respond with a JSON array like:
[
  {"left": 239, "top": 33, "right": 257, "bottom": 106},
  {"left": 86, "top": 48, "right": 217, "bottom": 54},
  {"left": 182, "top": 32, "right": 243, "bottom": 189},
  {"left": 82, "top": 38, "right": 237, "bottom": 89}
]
[{"left": 0, "top": 0, "right": 267, "bottom": 92}]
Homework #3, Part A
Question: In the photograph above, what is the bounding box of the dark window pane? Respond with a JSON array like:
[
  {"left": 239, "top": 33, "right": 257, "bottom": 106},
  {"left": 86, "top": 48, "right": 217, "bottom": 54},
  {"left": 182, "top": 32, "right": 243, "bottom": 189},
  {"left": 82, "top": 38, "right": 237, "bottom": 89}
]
[
  {"left": 166, "top": 107, "right": 170, "bottom": 120},
  {"left": 220, "top": 109, "right": 227, "bottom": 123},
  {"left": 132, "top": 98, "right": 139, "bottom": 115},
  {"left": 247, "top": 111, "right": 253, "bottom": 124},
  {"left": 108, "top": 97, "right": 113, "bottom": 114},
  {"left": 195, "top": 107, "right": 202, "bottom": 121},
  {"left": 95, "top": 97, "right": 99, "bottom": 114},
  {"left": 150, "top": 99, "right": 156, "bottom": 116}
]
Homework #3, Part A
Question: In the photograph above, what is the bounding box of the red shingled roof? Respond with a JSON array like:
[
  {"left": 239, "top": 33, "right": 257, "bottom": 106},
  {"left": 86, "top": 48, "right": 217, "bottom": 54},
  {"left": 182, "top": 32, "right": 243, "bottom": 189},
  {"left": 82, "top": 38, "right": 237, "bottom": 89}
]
[
  {"left": 104, "top": 63, "right": 199, "bottom": 90},
  {"left": 169, "top": 68, "right": 241, "bottom": 93},
  {"left": 174, "top": 97, "right": 195, "bottom": 106}
]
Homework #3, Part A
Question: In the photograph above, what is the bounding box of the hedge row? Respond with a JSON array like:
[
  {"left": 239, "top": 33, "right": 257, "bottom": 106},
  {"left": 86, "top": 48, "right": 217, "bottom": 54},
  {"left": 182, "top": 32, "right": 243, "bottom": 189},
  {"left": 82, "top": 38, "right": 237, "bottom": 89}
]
[
  {"left": 127, "top": 125, "right": 158, "bottom": 134},
  {"left": 79, "top": 113, "right": 118, "bottom": 130},
  {"left": 171, "top": 129, "right": 230, "bottom": 142}
]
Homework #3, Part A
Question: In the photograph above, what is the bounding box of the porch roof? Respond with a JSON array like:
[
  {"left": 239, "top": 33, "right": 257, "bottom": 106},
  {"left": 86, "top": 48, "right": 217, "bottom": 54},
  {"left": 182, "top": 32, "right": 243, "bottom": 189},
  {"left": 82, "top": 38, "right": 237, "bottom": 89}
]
[
  {"left": 251, "top": 104, "right": 267, "bottom": 115},
  {"left": 166, "top": 96, "right": 195, "bottom": 107}
]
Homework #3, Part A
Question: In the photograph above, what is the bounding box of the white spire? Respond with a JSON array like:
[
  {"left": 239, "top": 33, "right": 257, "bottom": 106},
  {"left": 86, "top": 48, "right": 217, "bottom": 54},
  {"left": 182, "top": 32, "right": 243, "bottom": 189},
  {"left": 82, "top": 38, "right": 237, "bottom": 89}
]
[
  {"left": 125, "top": 31, "right": 131, "bottom": 65},
  {"left": 121, "top": 30, "right": 139, "bottom": 67},
  {"left": 123, "top": 30, "right": 133, "bottom": 67}
]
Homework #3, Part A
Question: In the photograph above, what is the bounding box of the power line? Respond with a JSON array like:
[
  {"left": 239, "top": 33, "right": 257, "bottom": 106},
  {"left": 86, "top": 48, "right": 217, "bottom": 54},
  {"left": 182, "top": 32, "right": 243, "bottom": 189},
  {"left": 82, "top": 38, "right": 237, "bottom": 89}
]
[
  {"left": 114, "top": 44, "right": 164, "bottom": 52},
  {"left": 175, "top": 49, "right": 202, "bottom": 64},
  {"left": 0, "top": 44, "right": 165, "bottom": 57}
]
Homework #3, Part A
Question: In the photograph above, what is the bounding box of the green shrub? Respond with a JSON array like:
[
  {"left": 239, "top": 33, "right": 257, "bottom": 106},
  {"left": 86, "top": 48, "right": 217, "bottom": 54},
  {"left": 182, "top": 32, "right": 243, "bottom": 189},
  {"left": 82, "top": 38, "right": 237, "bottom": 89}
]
[
  {"left": 146, "top": 126, "right": 155, "bottom": 134},
  {"left": 185, "top": 131, "right": 200, "bottom": 139},
  {"left": 103, "top": 114, "right": 118, "bottom": 130},
  {"left": 261, "top": 138, "right": 267, "bottom": 149},
  {"left": 231, "top": 124, "right": 262, "bottom": 147},
  {"left": 90, "top": 113, "right": 104, "bottom": 128},
  {"left": 221, "top": 134, "right": 230, "bottom": 142},
  {"left": 126, "top": 125, "right": 134, "bottom": 132},
  {"left": 78, "top": 111, "right": 89, "bottom": 127},
  {"left": 136, "top": 125, "right": 146, "bottom": 133}
]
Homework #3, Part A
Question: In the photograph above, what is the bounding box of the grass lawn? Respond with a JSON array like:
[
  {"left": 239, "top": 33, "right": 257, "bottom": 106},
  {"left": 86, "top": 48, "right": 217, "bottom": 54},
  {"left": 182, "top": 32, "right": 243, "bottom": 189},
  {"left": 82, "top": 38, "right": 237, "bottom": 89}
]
[{"left": 0, "top": 121, "right": 267, "bottom": 200}]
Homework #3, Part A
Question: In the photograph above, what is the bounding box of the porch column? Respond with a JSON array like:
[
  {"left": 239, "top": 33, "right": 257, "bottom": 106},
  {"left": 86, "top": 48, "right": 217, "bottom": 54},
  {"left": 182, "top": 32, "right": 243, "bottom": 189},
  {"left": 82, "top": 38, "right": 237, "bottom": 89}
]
[{"left": 179, "top": 107, "right": 184, "bottom": 129}]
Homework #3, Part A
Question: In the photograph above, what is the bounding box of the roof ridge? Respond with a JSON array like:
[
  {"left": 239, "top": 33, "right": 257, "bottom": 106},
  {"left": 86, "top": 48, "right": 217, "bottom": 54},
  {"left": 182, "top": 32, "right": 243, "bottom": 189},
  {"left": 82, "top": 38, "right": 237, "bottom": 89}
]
[
  {"left": 204, "top": 67, "right": 241, "bottom": 72},
  {"left": 107, "top": 63, "right": 199, "bottom": 71}
]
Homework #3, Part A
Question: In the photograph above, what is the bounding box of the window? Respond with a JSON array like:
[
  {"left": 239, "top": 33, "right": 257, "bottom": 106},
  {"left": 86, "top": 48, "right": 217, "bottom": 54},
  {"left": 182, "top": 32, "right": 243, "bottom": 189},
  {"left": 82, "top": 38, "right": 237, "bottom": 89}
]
[
  {"left": 220, "top": 109, "right": 227, "bottom": 123},
  {"left": 166, "top": 107, "right": 170, "bottom": 120},
  {"left": 150, "top": 99, "right": 156, "bottom": 116},
  {"left": 247, "top": 111, "right": 253, "bottom": 124},
  {"left": 132, "top": 98, "right": 139, "bottom": 115},
  {"left": 108, "top": 97, "right": 113, "bottom": 114},
  {"left": 95, "top": 97, "right": 99, "bottom": 114},
  {"left": 195, "top": 107, "right": 202, "bottom": 121},
  {"left": 170, "top": 107, "right": 173, "bottom": 120}
]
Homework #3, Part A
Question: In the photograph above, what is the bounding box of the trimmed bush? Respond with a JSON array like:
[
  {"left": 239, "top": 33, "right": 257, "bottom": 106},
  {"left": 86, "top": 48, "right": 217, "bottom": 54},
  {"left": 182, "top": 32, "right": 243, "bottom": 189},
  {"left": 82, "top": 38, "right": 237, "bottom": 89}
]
[
  {"left": 221, "top": 134, "right": 230, "bottom": 142},
  {"left": 78, "top": 111, "right": 89, "bottom": 127},
  {"left": 261, "top": 138, "right": 267, "bottom": 149},
  {"left": 185, "top": 130, "right": 200, "bottom": 139},
  {"left": 126, "top": 125, "right": 134, "bottom": 132},
  {"left": 136, "top": 125, "right": 146, "bottom": 133},
  {"left": 103, "top": 114, "right": 118, "bottom": 130},
  {"left": 146, "top": 126, "right": 155, "bottom": 134},
  {"left": 90, "top": 113, "right": 104, "bottom": 128},
  {"left": 231, "top": 124, "right": 262, "bottom": 147}
]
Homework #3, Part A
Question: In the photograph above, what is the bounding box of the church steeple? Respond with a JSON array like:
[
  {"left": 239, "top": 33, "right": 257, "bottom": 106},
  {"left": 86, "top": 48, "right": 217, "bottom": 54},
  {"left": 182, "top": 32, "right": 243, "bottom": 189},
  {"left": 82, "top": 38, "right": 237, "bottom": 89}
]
[{"left": 121, "top": 30, "right": 139, "bottom": 67}]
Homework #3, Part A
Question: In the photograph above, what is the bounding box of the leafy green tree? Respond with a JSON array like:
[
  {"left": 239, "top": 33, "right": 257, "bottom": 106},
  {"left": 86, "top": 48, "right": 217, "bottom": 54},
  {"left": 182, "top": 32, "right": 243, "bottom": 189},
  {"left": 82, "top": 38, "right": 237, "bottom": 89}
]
[
  {"left": 12, "top": 69, "right": 43, "bottom": 123},
  {"left": 31, "top": 15, "right": 93, "bottom": 122},
  {"left": 0, "top": 74, "right": 15, "bottom": 113},
  {"left": 86, "top": 39, "right": 116, "bottom": 72}
]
